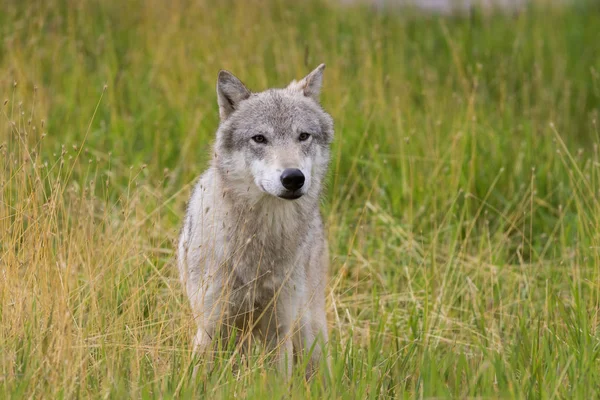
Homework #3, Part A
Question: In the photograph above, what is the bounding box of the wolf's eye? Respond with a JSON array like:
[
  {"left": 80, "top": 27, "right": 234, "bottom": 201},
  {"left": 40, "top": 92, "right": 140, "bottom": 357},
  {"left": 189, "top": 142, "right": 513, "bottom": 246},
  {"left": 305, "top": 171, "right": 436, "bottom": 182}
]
[
  {"left": 252, "top": 135, "right": 267, "bottom": 144},
  {"left": 298, "top": 132, "right": 311, "bottom": 141}
]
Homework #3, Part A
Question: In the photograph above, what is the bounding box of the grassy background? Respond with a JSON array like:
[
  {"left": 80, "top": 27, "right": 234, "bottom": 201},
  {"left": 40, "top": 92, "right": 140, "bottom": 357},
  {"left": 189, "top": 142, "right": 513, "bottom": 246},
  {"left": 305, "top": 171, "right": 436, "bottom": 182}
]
[{"left": 2, "top": 0, "right": 600, "bottom": 397}]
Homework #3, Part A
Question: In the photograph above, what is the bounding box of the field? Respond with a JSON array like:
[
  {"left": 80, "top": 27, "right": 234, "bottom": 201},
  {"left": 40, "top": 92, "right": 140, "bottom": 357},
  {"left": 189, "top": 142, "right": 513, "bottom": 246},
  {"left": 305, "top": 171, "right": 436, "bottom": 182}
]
[{"left": 2, "top": 0, "right": 600, "bottom": 398}]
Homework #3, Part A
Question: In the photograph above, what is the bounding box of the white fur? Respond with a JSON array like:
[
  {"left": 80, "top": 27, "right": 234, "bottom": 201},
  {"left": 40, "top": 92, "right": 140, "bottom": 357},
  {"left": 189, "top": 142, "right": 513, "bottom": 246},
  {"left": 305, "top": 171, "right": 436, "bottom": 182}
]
[{"left": 178, "top": 65, "right": 332, "bottom": 380}]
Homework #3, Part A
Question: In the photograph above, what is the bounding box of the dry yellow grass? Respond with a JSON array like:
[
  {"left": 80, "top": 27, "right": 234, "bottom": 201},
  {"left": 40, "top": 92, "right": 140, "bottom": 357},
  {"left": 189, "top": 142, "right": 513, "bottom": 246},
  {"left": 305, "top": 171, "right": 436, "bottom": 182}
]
[{"left": 2, "top": 0, "right": 600, "bottom": 398}]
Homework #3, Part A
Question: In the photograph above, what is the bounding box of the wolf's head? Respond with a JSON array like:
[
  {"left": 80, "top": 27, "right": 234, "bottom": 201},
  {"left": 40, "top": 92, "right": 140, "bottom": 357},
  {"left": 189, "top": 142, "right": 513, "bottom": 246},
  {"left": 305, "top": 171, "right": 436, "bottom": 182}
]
[{"left": 213, "top": 65, "right": 334, "bottom": 202}]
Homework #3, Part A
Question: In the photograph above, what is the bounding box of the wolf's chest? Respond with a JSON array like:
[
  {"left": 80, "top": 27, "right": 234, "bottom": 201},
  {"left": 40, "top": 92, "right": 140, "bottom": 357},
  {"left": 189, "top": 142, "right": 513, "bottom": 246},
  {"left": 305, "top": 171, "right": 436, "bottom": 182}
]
[
  {"left": 228, "top": 236, "right": 293, "bottom": 277},
  {"left": 223, "top": 255, "right": 294, "bottom": 314}
]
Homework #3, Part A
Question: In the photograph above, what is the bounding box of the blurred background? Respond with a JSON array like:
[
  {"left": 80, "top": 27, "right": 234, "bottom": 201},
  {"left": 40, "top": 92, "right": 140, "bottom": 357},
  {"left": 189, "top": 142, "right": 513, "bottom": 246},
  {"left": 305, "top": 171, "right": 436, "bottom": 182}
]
[
  {"left": 2, "top": 0, "right": 600, "bottom": 397},
  {"left": 342, "top": 0, "right": 544, "bottom": 12}
]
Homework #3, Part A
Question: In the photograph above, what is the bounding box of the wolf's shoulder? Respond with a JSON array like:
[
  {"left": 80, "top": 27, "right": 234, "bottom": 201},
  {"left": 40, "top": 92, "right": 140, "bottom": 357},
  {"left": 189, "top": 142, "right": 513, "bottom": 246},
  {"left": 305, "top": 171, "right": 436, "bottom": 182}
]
[
  {"left": 183, "top": 167, "right": 221, "bottom": 223},
  {"left": 188, "top": 167, "right": 219, "bottom": 200}
]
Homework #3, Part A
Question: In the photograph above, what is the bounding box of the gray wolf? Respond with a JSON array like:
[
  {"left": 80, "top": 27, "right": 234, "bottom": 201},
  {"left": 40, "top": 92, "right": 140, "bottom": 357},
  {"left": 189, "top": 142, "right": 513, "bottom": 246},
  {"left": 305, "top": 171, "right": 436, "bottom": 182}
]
[{"left": 177, "top": 64, "right": 334, "bottom": 378}]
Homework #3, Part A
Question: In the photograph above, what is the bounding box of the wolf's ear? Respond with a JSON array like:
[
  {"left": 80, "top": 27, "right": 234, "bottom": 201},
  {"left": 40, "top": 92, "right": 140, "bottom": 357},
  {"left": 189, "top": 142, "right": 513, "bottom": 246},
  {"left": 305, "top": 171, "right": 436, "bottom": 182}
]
[
  {"left": 287, "top": 64, "right": 325, "bottom": 101},
  {"left": 217, "top": 70, "right": 251, "bottom": 120}
]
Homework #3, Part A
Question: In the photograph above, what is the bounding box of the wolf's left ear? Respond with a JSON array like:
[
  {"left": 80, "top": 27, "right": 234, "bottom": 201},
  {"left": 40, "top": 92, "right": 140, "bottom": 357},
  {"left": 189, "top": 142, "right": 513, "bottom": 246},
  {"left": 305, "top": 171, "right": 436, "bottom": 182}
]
[
  {"left": 217, "top": 70, "right": 251, "bottom": 120},
  {"left": 288, "top": 64, "right": 325, "bottom": 101}
]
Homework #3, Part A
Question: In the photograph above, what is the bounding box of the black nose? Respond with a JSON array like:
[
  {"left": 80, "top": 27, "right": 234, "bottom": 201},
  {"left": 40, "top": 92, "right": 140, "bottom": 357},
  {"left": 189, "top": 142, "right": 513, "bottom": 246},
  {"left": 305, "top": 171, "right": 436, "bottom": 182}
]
[{"left": 280, "top": 168, "right": 305, "bottom": 191}]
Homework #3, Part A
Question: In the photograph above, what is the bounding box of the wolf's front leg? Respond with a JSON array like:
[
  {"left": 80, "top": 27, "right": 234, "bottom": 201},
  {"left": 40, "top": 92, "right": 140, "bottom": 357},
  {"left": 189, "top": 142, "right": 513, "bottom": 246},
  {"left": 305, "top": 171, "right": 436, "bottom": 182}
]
[
  {"left": 296, "top": 314, "right": 329, "bottom": 380},
  {"left": 258, "top": 322, "right": 293, "bottom": 378},
  {"left": 261, "top": 322, "right": 294, "bottom": 379},
  {"left": 276, "top": 336, "right": 294, "bottom": 379},
  {"left": 191, "top": 324, "right": 214, "bottom": 378},
  {"left": 192, "top": 325, "right": 214, "bottom": 355},
  {"left": 189, "top": 286, "right": 222, "bottom": 377},
  {"left": 258, "top": 299, "right": 296, "bottom": 379},
  {"left": 292, "top": 286, "right": 330, "bottom": 381}
]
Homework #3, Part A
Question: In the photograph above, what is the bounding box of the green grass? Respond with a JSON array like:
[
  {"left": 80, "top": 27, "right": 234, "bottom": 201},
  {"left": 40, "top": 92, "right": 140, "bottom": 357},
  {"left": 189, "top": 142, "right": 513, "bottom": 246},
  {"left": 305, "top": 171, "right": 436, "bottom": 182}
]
[{"left": 2, "top": 0, "right": 600, "bottom": 397}]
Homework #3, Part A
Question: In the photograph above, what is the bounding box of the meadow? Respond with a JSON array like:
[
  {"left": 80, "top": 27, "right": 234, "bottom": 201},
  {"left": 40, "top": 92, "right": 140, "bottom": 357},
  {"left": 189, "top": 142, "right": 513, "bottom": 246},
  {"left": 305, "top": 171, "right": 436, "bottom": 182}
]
[{"left": 2, "top": 0, "right": 600, "bottom": 397}]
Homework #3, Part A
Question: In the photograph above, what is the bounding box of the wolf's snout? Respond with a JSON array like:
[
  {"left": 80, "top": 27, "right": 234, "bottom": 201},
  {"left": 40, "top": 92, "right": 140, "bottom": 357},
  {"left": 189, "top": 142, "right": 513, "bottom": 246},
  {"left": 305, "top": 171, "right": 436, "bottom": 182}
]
[{"left": 280, "top": 168, "right": 305, "bottom": 191}]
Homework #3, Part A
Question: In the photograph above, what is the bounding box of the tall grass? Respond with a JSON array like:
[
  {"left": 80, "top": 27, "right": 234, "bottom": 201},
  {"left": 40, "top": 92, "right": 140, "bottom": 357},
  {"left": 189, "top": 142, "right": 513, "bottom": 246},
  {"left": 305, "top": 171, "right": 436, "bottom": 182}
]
[{"left": 1, "top": 0, "right": 600, "bottom": 397}]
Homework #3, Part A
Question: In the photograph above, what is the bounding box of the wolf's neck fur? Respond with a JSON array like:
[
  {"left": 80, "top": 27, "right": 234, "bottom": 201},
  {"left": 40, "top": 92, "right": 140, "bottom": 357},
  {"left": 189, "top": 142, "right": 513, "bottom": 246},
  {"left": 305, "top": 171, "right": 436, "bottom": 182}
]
[{"left": 213, "top": 168, "right": 319, "bottom": 254}]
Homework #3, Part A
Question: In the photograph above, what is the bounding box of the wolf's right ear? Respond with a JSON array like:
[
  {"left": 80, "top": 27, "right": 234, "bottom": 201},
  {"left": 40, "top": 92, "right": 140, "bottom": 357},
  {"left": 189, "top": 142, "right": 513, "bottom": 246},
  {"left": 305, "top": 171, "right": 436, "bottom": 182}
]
[{"left": 217, "top": 71, "right": 251, "bottom": 120}]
